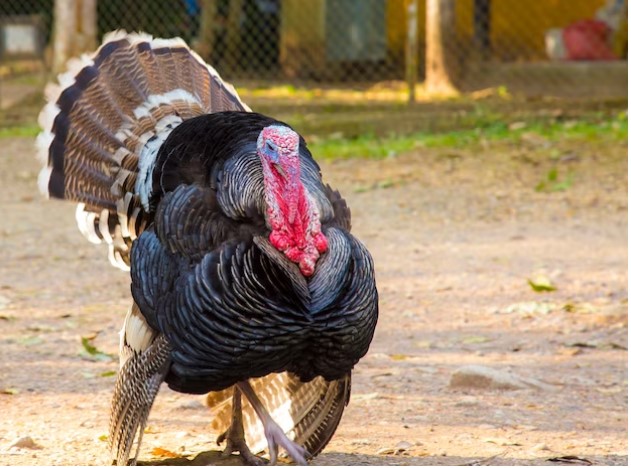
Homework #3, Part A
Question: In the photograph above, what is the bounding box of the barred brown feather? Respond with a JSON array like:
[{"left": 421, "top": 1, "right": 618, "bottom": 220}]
[
  {"left": 208, "top": 373, "right": 350, "bottom": 458},
  {"left": 37, "top": 31, "right": 248, "bottom": 270}
]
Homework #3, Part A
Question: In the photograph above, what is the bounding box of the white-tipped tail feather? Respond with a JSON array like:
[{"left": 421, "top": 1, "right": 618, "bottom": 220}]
[
  {"left": 36, "top": 30, "right": 248, "bottom": 270},
  {"left": 208, "top": 372, "right": 351, "bottom": 459},
  {"left": 120, "top": 303, "right": 157, "bottom": 366}
]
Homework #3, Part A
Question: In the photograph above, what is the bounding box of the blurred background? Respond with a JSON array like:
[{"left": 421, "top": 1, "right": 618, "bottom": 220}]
[{"left": 0, "top": 0, "right": 627, "bottom": 137}]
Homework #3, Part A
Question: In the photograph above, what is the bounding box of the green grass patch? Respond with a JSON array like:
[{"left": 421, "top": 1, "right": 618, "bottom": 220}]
[
  {"left": 0, "top": 124, "right": 40, "bottom": 139},
  {"left": 309, "top": 113, "right": 627, "bottom": 160}
]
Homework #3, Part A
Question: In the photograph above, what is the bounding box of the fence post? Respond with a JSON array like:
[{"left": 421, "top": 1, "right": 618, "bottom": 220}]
[
  {"left": 224, "top": 0, "right": 244, "bottom": 73},
  {"left": 406, "top": 0, "right": 419, "bottom": 104},
  {"left": 52, "top": 0, "right": 77, "bottom": 73},
  {"left": 425, "top": 0, "right": 459, "bottom": 94},
  {"left": 52, "top": 0, "right": 97, "bottom": 73},
  {"left": 196, "top": 0, "right": 216, "bottom": 61},
  {"left": 78, "top": 0, "right": 98, "bottom": 53}
]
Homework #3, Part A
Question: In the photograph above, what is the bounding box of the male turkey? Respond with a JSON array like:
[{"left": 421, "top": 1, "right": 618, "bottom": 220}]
[{"left": 37, "top": 31, "right": 378, "bottom": 466}]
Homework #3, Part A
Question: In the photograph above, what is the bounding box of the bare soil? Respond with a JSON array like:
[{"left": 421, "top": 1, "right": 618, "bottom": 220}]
[{"left": 0, "top": 132, "right": 627, "bottom": 466}]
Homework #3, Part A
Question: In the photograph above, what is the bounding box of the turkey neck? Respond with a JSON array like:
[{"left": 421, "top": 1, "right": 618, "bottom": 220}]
[{"left": 261, "top": 155, "right": 327, "bottom": 277}]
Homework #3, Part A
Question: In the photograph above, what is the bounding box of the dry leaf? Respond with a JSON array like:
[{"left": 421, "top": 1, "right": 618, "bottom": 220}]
[
  {"left": 483, "top": 437, "right": 521, "bottom": 446},
  {"left": 528, "top": 275, "right": 557, "bottom": 292},
  {"left": 547, "top": 455, "right": 593, "bottom": 465},
  {"left": 151, "top": 447, "right": 179, "bottom": 458},
  {"left": 595, "top": 386, "right": 622, "bottom": 394},
  {"left": 389, "top": 354, "right": 408, "bottom": 361},
  {"left": 462, "top": 336, "right": 491, "bottom": 345}
]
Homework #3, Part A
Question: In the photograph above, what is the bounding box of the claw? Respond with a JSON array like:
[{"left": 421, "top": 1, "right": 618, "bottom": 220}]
[
  {"left": 264, "top": 417, "right": 310, "bottom": 465},
  {"left": 237, "top": 380, "right": 311, "bottom": 465},
  {"left": 217, "top": 387, "right": 268, "bottom": 465}
]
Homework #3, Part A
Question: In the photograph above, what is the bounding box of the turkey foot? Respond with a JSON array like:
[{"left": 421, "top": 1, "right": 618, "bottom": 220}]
[
  {"left": 217, "top": 387, "right": 266, "bottom": 465},
  {"left": 238, "top": 380, "right": 311, "bottom": 465}
]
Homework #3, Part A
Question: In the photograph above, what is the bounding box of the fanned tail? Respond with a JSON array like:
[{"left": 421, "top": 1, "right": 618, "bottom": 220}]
[
  {"left": 208, "top": 372, "right": 351, "bottom": 459},
  {"left": 37, "top": 31, "right": 249, "bottom": 269}
]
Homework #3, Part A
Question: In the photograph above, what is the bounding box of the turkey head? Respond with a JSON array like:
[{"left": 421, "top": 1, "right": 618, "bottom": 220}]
[{"left": 257, "top": 125, "right": 328, "bottom": 276}]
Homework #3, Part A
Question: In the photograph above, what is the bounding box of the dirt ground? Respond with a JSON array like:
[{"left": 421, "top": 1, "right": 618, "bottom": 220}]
[{"left": 0, "top": 130, "right": 627, "bottom": 466}]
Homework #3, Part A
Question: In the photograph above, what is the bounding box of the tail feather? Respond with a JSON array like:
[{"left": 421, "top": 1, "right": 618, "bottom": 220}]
[
  {"left": 37, "top": 31, "right": 249, "bottom": 270},
  {"left": 208, "top": 373, "right": 351, "bottom": 459},
  {"left": 110, "top": 333, "right": 171, "bottom": 465}
]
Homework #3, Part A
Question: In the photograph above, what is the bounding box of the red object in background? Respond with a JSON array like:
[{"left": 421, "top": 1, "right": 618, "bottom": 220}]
[{"left": 563, "top": 19, "right": 617, "bottom": 60}]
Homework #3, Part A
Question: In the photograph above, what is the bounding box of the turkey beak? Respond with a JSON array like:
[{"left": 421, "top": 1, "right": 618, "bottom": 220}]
[{"left": 273, "top": 163, "right": 287, "bottom": 181}]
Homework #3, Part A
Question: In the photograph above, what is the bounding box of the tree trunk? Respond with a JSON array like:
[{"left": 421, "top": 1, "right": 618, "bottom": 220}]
[
  {"left": 405, "top": 0, "right": 419, "bottom": 104},
  {"left": 78, "top": 0, "right": 98, "bottom": 52},
  {"left": 196, "top": 0, "right": 217, "bottom": 61},
  {"left": 425, "top": 0, "right": 459, "bottom": 94},
  {"left": 52, "top": 0, "right": 97, "bottom": 73},
  {"left": 224, "top": 0, "right": 244, "bottom": 73},
  {"left": 53, "top": 0, "right": 77, "bottom": 73}
]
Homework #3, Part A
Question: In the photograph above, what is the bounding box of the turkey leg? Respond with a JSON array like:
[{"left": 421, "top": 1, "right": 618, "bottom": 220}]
[
  {"left": 216, "top": 386, "right": 266, "bottom": 465},
  {"left": 237, "top": 380, "right": 311, "bottom": 465}
]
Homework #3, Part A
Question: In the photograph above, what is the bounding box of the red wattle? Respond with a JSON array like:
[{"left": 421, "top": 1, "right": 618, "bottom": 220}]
[
  {"left": 270, "top": 230, "right": 289, "bottom": 251},
  {"left": 313, "top": 232, "right": 328, "bottom": 253}
]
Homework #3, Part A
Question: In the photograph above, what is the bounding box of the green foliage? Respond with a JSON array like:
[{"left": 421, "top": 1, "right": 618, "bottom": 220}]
[{"left": 0, "top": 124, "right": 40, "bottom": 139}]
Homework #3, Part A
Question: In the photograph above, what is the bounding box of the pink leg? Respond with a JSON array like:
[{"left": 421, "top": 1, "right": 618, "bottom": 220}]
[
  {"left": 237, "top": 381, "right": 310, "bottom": 465},
  {"left": 216, "top": 386, "right": 267, "bottom": 465}
]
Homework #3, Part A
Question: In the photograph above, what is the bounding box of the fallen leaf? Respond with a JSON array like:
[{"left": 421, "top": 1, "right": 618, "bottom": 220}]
[
  {"left": 2, "top": 387, "right": 19, "bottom": 395},
  {"left": 558, "top": 347, "right": 583, "bottom": 357},
  {"left": 99, "top": 370, "right": 117, "bottom": 378},
  {"left": 501, "top": 301, "right": 555, "bottom": 315},
  {"left": 462, "top": 336, "right": 491, "bottom": 345},
  {"left": 396, "top": 441, "right": 413, "bottom": 450},
  {"left": 151, "top": 447, "right": 179, "bottom": 458},
  {"left": 483, "top": 437, "right": 521, "bottom": 446},
  {"left": 80, "top": 336, "right": 114, "bottom": 362},
  {"left": 98, "top": 434, "right": 108, "bottom": 442},
  {"left": 509, "top": 121, "right": 526, "bottom": 130},
  {"left": 595, "top": 386, "right": 622, "bottom": 394},
  {"left": 528, "top": 276, "right": 557, "bottom": 292},
  {"left": 389, "top": 354, "right": 409, "bottom": 361},
  {"left": 377, "top": 445, "right": 409, "bottom": 456},
  {"left": 547, "top": 455, "right": 593, "bottom": 465},
  {"left": 9, "top": 436, "right": 42, "bottom": 450},
  {"left": 415, "top": 340, "right": 433, "bottom": 349}
]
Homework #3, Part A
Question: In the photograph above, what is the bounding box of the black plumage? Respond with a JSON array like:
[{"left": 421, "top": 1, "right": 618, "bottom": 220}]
[{"left": 37, "top": 31, "right": 378, "bottom": 466}]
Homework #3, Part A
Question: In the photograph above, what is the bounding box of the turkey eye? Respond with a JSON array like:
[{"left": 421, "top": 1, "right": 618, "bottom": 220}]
[{"left": 266, "top": 141, "right": 275, "bottom": 152}]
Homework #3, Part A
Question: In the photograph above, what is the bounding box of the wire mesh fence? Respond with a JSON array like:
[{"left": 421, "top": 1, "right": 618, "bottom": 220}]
[{"left": 0, "top": 0, "right": 628, "bottom": 97}]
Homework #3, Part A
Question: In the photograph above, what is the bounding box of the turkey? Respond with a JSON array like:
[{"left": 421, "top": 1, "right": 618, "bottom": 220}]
[{"left": 37, "top": 31, "right": 378, "bottom": 466}]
